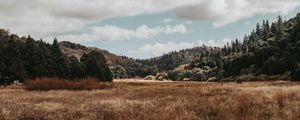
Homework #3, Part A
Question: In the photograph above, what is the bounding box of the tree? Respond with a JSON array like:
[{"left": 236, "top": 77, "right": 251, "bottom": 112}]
[
  {"left": 276, "top": 16, "right": 285, "bottom": 39},
  {"left": 51, "top": 38, "right": 70, "bottom": 78},
  {"left": 84, "top": 51, "right": 112, "bottom": 82},
  {"left": 22, "top": 36, "right": 47, "bottom": 79},
  {"left": 292, "top": 68, "right": 300, "bottom": 81},
  {"left": 256, "top": 23, "right": 261, "bottom": 36},
  {"left": 69, "top": 56, "right": 85, "bottom": 80}
]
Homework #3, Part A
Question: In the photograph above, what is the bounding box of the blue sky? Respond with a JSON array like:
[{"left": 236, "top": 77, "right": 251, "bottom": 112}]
[
  {"left": 60, "top": 8, "right": 300, "bottom": 59},
  {"left": 1, "top": 0, "right": 300, "bottom": 59}
]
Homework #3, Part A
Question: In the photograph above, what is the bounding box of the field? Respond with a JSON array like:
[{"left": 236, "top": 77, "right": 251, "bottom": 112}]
[{"left": 0, "top": 80, "right": 300, "bottom": 120}]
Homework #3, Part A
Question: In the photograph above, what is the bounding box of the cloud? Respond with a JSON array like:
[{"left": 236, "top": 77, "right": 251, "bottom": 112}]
[
  {"left": 163, "top": 18, "right": 174, "bottom": 23},
  {"left": 165, "top": 24, "right": 188, "bottom": 34},
  {"left": 175, "top": 0, "right": 300, "bottom": 27},
  {"left": 0, "top": 0, "right": 198, "bottom": 38},
  {"left": 0, "top": 0, "right": 299, "bottom": 40},
  {"left": 129, "top": 42, "right": 197, "bottom": 57},
  {"left": 129, "top": 38, "right": 232, "bottom": 58},
  {"left": 198, "top": 38, "right": 232, "bottom": 47},
  {"left": 57, "top": 24, "right": 188, "bottom": 42},
  {"left": 184, "top": 21, "right": 193, "bottom": 24}
]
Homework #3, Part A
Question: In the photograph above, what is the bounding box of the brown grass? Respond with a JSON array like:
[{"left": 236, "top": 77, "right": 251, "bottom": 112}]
[
  {"left": 25, "top": 77, "right": 113, "bottom": 91},
  {"left": 0, "top": 81, "right": 299, "bottom": 120}
]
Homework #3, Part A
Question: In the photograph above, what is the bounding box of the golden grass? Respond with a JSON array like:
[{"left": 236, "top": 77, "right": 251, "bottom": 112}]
[{"left": 0, "top": 81, "right": 299, "bottom": 120}]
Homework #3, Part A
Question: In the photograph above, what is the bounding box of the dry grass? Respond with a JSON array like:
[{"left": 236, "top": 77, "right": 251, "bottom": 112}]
[
  {"left": 0, "top": 81, "right": 299, "bottom": 120},
  {"left": 25, "top": 77, "right": 113, "bottom": 91}
]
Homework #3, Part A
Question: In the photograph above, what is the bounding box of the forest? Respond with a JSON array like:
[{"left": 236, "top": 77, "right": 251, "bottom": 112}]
[
  {"left": 0, "top": 32, "right": 112, "bottom": 82},
  {"left": 1, "top": 13, "right": 300, "bottom": 82}
]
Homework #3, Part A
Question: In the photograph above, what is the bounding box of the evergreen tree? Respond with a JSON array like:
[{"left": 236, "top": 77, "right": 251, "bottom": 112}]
[
  {"left": 51, "top": 38, "right": 70, "bottom": 78},
  {"left": 84, "top": 51, "right": 112, "bottom": 82},
  {"left": 69, "top": 56, "right": 85, "bottom": 80},
  {"left": 276, "top": 16, "right": 285, "bottom": 39}
]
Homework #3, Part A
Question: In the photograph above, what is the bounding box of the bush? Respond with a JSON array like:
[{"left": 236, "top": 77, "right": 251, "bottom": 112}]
[
  {"left": 190, "top": 70, "right": 207, "bottom": 81},
  {"left": 155, "top": 72, "right": 168, "bottom": 81},
  {"left": 207, "top": 77, "right": 217, "bottom": 82},
  {"left": 235, "top": 74, "right": 258, "bottom": 82},
  {"left": 269, "top": 75, "right": 281, "bottom": 80},
  {"left": 144, "top": 75, "right": 156, "bottom": 80},
  {"left": 257, "top": 74, "right": 269, "bottom": 81},
  {"left": 292, "top": 69, "right": 300, "bottom": 81},
  {"left": 25, "top": 77, "right": 113, "bottom": 91},
  {"left": 279, "top": 71, "right": 291, "bottom": 80},
  {"left": 183, "top": 78, "right": 190, "bottom": 81}
]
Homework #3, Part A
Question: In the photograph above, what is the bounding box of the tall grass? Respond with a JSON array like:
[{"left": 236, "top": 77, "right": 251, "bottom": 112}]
[
  {"left": 0, "top": 81, "right": 299, "bottom": 119},
  {"left": 25, "top": 77, "right": 113, "bottom": 91}
]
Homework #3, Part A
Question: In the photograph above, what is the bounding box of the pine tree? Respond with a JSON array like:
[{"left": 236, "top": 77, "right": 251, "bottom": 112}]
[
  {"left": 276, "top": 16, "right": 285, "bottom": 39},
  {"left": 51, "top": 38, "right": 70, "bottom": 78},
  {"left": 84, "top": 51, "right": 112, "bottom": 82}
]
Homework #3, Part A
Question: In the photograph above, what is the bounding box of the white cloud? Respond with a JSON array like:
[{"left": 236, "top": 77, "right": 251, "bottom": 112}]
[
  {"left": 184, "top": 21, "right": 193, "bottom": 24},
  {"left": 0, "top": 0, "right": 299, "bottom": 39},
  {"left": 197, "top": 38, "right": 232, "bottom": 47},
  {"left": 175, "top": 0, "right": 300, "bottom": 27},
  {"left": 57, "top": 24, "right": 188, "bottom": 42},
  {"left": 129, "top": 42, "right": 196, "bottom": 57},
  {"left": 165, "top": 24, "right": 188, "bottom": 34},
  {"left": 129, "top": 38, "right": 232, "bottom": 58},
  {"left": 163, "top": 18, "right": 174, "bottom": 23},
  {"left": 0, "top": 0, "right": 199, "bottom": 38}
]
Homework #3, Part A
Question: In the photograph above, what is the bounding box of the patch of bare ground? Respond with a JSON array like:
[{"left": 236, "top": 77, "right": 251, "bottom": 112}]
[{"left": 0, "top": 80, "right": 299, "bottom": 120}]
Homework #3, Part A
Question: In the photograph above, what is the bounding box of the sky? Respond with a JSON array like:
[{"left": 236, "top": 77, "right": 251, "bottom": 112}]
[{"left": 1, "top": 0, "right": 300, "bottom": 59}]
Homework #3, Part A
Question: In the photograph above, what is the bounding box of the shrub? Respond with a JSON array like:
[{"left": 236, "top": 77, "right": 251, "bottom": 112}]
[
  {"left": 144, "top": 75, "right": 156, "bottom": 80},
  {"left": 279, "top": 71, "right": 291, "bottom": 80},
  {"left": 183, "top": 78, "right": 190, "bottom": 81},
  {"left": 292, "top": 68, "right": 300, "bottom": 81},
  {"left": 155, "top": 72, "right": 168, "bottom": 81},
  {"left": 257, "top": 74, "right": 269, "bottom": 81},
  {"left": 25, "top": 77, "right": 113, "bottom": 91},
  {"left": 207, "top": 77, "right": 217, "bottom": 82},
  {"left": 269, "top": 75, "right": 281, "bottom": 80},
  {"left": 190, "top": 70, "right": 207, "bottom": 81},
  {"left": 237, "top": 74, "right": 249, "bottom": 82}
]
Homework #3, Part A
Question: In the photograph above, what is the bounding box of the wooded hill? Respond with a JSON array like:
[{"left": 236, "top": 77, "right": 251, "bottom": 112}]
[
  {"left": 57, "top": 12, "right": 300, "bottom": 81},
  {"left": 59, "top": 41, "right": 214, "bottom": 79},
  {"left": 153, "top": 13, "right": 300, "bottom": 81},
  {"left": 1, "top": 12, "right": 300, "bottom": 82},
  {"left": 0, "top": 31, "right": 112, "bottom": 82}
]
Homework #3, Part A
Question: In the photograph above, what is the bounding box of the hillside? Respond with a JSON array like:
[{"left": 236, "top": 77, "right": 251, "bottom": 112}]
[
  {"left": 0, "top": 31, "right": 112, "bottom": 82},
  {"left": 59, "top": 41, "right": 212, "bottom": 78},
  {"left": 156, "top": 13, "right": 300, "bottom": 81},
  {"left": 59, "top": 41, "right": 158, "bottom": 78},
  {"left": 59, "top": 12, "right": 300, "bottom": 82},
  {"left": 1, "top": 12, "right": 300, "bottom": 82}
]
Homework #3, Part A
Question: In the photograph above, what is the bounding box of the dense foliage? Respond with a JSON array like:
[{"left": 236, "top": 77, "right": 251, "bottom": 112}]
[
  {"left": 157, "top": 14, "right": 300, "bottom": 81},
  {"left": 59, "top": 41, "right": 158, "bottom": 79},
  {"left": 2, "top": 12, "right": 300, "bottom": 82},
  {"left": 0, "top": 31, "right": 112, "bottom": 82}
]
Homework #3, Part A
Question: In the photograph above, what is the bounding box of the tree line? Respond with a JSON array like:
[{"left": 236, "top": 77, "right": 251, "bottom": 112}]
[
  {"left": 0, "top": 30, "right": 112, "bottom": 82},
  {"left": 144, "top": 13, "right": 300, "bottom": 81}
]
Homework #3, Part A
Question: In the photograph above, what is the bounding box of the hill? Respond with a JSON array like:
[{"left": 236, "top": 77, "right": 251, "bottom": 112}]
[
  {"left": 0, "top": 31, "right": 112, "bottom": 82},
  {"left": 59, "top": 41, "right": 212, "bottom": 79},
  {"left": 2, "top": 12, "right": 300, "bottom": 82},
  {"left": 59, "top": 41, "right": 158, "bottom": 78},
  {"left": 156, "top": 13, "right": 300, "bottom": 81}
]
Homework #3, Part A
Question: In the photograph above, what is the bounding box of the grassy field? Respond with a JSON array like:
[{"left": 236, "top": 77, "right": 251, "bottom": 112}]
[{"left": 0, "top": 80, "right": 299, "bottom": 120}]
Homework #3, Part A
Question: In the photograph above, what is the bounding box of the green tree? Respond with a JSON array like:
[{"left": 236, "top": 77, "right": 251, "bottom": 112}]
[
  {"left": 69, "top": 56, "right": 85, "bottom": 80},
  {"left": 51, "top": 38, "right": 70, "bottom": 78},
  {"left": 84, "top": 51, "right": 113, "bottom": 82}
]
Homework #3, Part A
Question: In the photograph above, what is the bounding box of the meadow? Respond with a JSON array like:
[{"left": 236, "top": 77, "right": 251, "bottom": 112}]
[{"left": 0, "top": 80, "right": 299, "bottom": 120}]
